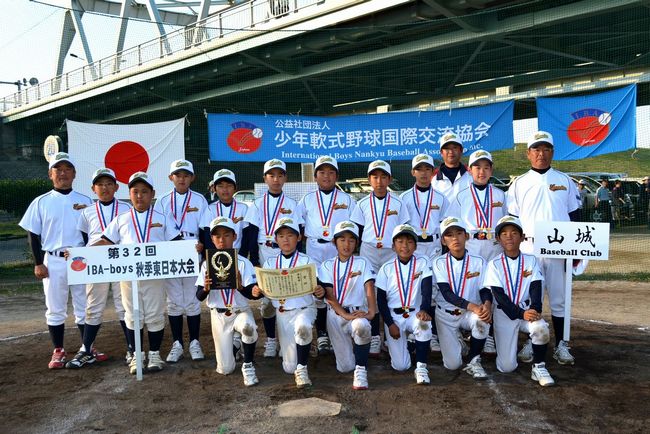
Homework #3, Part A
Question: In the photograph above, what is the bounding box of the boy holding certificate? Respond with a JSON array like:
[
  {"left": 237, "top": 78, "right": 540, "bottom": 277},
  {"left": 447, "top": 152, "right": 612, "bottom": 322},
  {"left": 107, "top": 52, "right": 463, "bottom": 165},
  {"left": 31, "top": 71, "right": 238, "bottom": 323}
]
[
  {"left": 261, "top": 217, "right": 325, "bottom": 388},
  {"left": 196, "top": 217, "right": 263, "bottom": 386}
]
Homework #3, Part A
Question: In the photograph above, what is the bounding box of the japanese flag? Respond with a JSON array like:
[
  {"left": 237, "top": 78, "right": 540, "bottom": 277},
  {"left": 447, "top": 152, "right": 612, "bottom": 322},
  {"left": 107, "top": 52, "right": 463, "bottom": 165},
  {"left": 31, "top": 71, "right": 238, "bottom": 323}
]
[{"left": 67, "top": 119, "right": 185, "bottom": 199}]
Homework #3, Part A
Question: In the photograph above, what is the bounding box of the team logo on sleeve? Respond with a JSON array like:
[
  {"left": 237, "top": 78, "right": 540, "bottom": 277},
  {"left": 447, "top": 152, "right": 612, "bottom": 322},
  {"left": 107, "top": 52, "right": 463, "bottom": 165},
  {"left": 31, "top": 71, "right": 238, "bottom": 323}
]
[
  {"left": 227, "top": 121, "right": 263, "bottom": 154},
  {"left": 73, "top": 203, "right": 88, "bottom": 210},
  {"left": 465, "top": 271, "right": 480, "bottom": 279},
  {"left": 70, "top": 257, "right": 87, "bottom": 272},
  {"left": 150, "top": 223, "right": 163, "bottom": 228},
  {"left": 567, "top": 109, "right": 611, "bottom": 146},
  {"left": 186, "top": 206, "right": 199, "bottom": 213},
  {"left": 333, "top": 203, "right": 349, "bottom": 210},
  {"left": 549, "top": 184, "right": 568, "bottom": 191},
  {"left": 492, "top": 201, "right": 503, "bottom": 207},
  {"left": 523, "top": 269, "right": 533, "bottom": 278}
]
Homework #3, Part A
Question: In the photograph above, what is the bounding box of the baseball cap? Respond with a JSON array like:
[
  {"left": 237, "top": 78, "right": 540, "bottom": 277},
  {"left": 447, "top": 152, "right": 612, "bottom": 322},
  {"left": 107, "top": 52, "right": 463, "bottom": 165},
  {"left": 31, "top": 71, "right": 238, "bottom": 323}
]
[
  {"left": 48, "top": 152, "right": 75, "bottom": 169},
  {"left": 91, "top": 168, "right": 117, "bottom": 184},
  {"left": 392, "top": 224, "right": 418, "bottom": 242},
  {"left": 264, "top": 159, "right": 286, "bottom": 175},
  {"left": 527, "top": 131, "right": 554, "bottom": 149},
  {"left": 314, "top": 155, "right": 339, "bottom": 173},
  {"left": 439, "top": 132, "right": 463, "bottom": 150},
  {"left": 213, "top": 168, "right": 236, "bottom": 185},
  {"left": 128, "top": 171, "right": 154, "bottom": 190},
  {"left": 642, "top": 176, "right": 649, "bottom": 181},
  {"left": 332, "top": 221, "right": 359, "bottom": 240},
  {"left": 495, "top": 215, "right": 523, "bottom": 236},
  {"left": 209, "top": 216, "right": 236, "bottom": 234},
  {"left": 367, "top": 160, "right": 391, "bottom": 176},
  {"left": 578, "top": 179, "right": 586, "bottom": 185},
  {"left": 440, "top": 216, "right": 467, "bottom": 236},
  {"left": 274, "top": 217, "right": 299, "bottom": 235},
  {"left": 411, "top": 153, "right": 434, "bottom": 169},
  {"left": 468, "top": 150, "right": 493, "bottom": 167},
  {"left": 169, "top": 159, "right": 194, "bottom": 175}
]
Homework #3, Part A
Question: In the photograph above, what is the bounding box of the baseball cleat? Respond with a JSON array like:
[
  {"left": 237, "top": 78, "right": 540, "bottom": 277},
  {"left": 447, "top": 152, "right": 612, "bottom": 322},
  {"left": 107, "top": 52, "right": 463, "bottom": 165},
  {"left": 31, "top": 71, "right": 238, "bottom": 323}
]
[
  {"left": 369, "top": 335, "right": 381, "bottom": 358},
  {"left": 65, "top": 351, "right": 96, "bottom": 369},
  {"left": 166, "top": 340, "right": 184, "bottom": 363},
  {"left": 189, "top": 339, "right": 205, "bottom": 361},
  {"left": 352, "top": 365, "right": 369, "bottom": 390},
  {"left": 482, "top": 335, "right": 496, "bottom": 355},
  {"left": 48, "top": 348, "right": 66, "bottom": 369},
  {"left": 125, "top": 351, "right": 134, "bottom": 365},
  {"left": 294, "top": 364, "right": 312, "bottom": 388},
  {"left": 263, "top": 338, "right": 278, "bottom": 358},
  {"left": 414, "top": 362, "right": 430, "bottom": 385},
  {"left": 147, "top": 351, "right": 165, "bottom": 372},
  {"left": 531, "top": 362, "right": 556, "bottom": 387},
  {"left": 241, "top": 362, "right": 259, "bottom": 387},
  {"left": 463, "top": 355, "right": 488, "bottom": 380},
  {"left": 317, "top": 336, "right": 332, "bottom": 355},
  {"left": 129, "top": 352, "right": 146, "bottom": 375},
  {"left": 429, "top": 334, "right": 441, "bottom": 352},
  {"left": 553, "top": 340, "right": 575, "bottom": 365},
  {"left": 91, "top": 347, "right": 109, "bottom": 363},
  {"left": 518, "top": 339, "right": 533, "bottom": 363}
]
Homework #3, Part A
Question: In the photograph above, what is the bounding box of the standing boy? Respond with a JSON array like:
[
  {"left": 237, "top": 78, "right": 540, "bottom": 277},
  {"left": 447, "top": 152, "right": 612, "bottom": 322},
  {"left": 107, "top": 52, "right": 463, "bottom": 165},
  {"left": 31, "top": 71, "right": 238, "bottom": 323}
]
[{"left": 431, "top": 132, "right": 473, "bottom": 203}]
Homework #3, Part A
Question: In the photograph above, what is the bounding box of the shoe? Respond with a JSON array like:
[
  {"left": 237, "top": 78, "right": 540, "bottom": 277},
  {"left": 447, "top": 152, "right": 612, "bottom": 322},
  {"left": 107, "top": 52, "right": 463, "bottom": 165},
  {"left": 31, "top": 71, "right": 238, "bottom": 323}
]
[
  {"left": 352, "top": 365, "right": 368, "bottom": 390},
  {"left": 189, "top": 339, "right": 205, "bottom": 361},
  {"left": 48, "top": 348, "right": 66, "bottom": 369},
  {"left": 129, "top": 352, "right": 146, "bottom": 375},
  {"left": 483, "top": 335, "right": 496, "bottom": 355},
  {"left": 241, "top": 362, "right": 259, "bottom": 387},
  {"left": 463, "top": 355, "right": 488, "bottom": 380},
  {"left": 414, "top": 362, "right": 430, "bottom": 385},
  {"left": 263, "top": 338, "right": 278, "bottom": 358},
  {"left": 369, "top": 335, "right": 381, "bottom": 358},
  {"left": 125, "top": 351, "right": 134, "bottom": 365},
  {"left": 531, "top": 362, "right": 555, "bottom": 386},
  {"left": 65, "top": 351, "right": 96, "bottom": 369},
  {"left": 147, "top": 351, "right": 165, "bottom": 372},
  {"left": 553, "top": 340, "right": 575, "bottom": 365},
  {"left": 317, "top": 336, "right": 332, "bottom": 355},
  {"left": 294, "top": 364, "right": 312, "bottom": 388},
  {"left": 430, "top": 334, "right": 441, "bottom": 352},
  {"left": 518, "top": 339, "right": 533, "bottom": 363},
  {"left": 166, "top": 340, "right": 184, "bottom": 363},
  {"left": 91, "top": 347, "right": 109, "bottom": 363}
]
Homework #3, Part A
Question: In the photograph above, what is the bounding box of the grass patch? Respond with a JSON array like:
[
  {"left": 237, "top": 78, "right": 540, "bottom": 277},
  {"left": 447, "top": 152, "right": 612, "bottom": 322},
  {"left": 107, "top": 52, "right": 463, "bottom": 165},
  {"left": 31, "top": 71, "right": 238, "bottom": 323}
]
[
  {"left": 0, "top": 221, "right": 26, "bottom": 240},
  {"left": 575, "top": 272, "right": 650, "bottom": 282},
  {"left": 0, "top": 263, "right": 34, "bottom": 279},
  {"left": 0, "top": 282, "right": 42, "bottom": 296}
]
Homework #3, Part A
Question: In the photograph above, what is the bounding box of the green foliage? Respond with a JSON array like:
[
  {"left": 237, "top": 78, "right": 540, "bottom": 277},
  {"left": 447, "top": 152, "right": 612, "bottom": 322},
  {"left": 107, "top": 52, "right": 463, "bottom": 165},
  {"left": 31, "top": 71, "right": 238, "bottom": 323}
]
[{"left": 0, "top": 179, "right": 51, "bottom": 217}]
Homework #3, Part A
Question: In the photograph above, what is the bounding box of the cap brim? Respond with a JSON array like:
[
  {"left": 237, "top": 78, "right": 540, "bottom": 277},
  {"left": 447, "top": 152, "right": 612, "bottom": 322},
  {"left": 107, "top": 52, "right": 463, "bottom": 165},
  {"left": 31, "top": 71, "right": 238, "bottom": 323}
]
[
  {"left": 368, "top": 168, "right": 391, "bottom": 176},
  {"left": 333, "top": 229, "right": 358, "bottom": 239},
  {"left": 128, "top": 178, "right": 154, "bottom": 189},
  {"left": 528, "top": 141, "right": 553, "bottom": 148},
  {"left": 393, "top": 230, "right": 418, "bottom": 241},
  {"left": 50, "top": 159, "right": 74, "bottom": 169},
  {"left": 442, "top": 224, "right": 466, "bottom": 235},
  {"left": 92, "top": 174, "right": 116, "bottom": 184},
  {"left": 171, "top": 169, "right": 194, "bottom": 175},
  {"left": 495, "top": 222, "right": 523, "bottom": 235},
  {"left": 213, "top": 176, "right": 236, "bottom": 184},
  {"left": 210, "top": 225, "right": 235, "bottom": 234}
]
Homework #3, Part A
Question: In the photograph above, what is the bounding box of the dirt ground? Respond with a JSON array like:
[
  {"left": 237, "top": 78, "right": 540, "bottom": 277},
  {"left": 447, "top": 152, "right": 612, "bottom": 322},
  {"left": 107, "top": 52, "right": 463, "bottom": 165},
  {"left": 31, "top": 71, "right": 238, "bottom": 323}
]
[{"left": 0, "top": 281, "right": 649, "bottom": 434}]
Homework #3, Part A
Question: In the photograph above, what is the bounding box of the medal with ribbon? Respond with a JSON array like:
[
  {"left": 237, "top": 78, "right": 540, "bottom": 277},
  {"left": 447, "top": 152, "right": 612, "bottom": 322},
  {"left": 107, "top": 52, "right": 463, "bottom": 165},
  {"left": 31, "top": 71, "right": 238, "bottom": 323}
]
[
  {"left": 333, "top": 256, "right": 354, "bottom": 306},
  {"left": 369, "top": 193, "right": 390, "bottom": 248},
  {"left": 470, "top": 185, "right": 493, "bottom": 239},
  {"left": 276, "top": 251, "right": 299, "bottom": 312},
  {"left": 394, "top": 257, "right": 416, "bottom": 318},
  {"left": 263, "top": 193, "right": 285, "bottom": 241},
  {"left": 130, "top": 207, "right": 154, "bottom": 243},
  {"left": 95, "top": 199, "right": 118, "bottom": 232},
  {"left": 171, "top": 189, "right": 192, "bottom": 231},
  {"left": 445, "top": 252, "right": 470, "bottom": 299},
  {"left": 316, "top": 189, "right": 338, "bottom": 237},
  {"left": 220, "top": 286, "right": 236, "bottom": 316},
  {"left": 216, "top": 200, "right": 237, "bottom": 220},
  {"left": 412, "top": 186, "right": 434, "bottom": 239},
  {"left": 501, "top": 253, "right": 525, "bottom": 305}
]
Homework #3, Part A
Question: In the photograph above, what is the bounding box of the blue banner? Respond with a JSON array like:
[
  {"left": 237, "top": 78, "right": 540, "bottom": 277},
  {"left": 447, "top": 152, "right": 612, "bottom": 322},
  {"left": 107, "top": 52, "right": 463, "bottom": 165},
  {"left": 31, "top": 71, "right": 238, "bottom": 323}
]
[
  {"left": 207, "top": 101, "right": 514, "bottom": 162},
  {"left": 537, "top": 85, "right": 637, "bottom": 160}
]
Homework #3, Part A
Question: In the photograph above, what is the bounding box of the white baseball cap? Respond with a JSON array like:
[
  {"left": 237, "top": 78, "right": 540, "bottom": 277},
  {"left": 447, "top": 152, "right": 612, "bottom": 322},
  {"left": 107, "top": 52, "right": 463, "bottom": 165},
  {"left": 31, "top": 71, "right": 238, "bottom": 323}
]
[
  {"left": 128, "top": 171, "right": 154, "bottom": 190},
  {"left": 527, "top": 131, "right": 554, "bottom": 149},
  {"left": 209, "top": 216, "right": 237, "bottom": 234},
  {"left": 439, "top": 132, "right": 464, "bottom": 150},
  {"left": 391, "top": 224, "right": 418, "bottom": 242},
  {"left": 213, "top": 168, "right": 236, "bottom": 185},
  {"left": 332, "top": 220, "right": 359, "bottom": 240},
  {"left": 494, "top": 215, "right": 523, "bottom": 236},
  {"left": 411, "top": 153, "right": 434, "bottom": 169},
  {"left": 169, "top": 159, "right": 194, "bottom": 175},
  {"left": 264, "top": 159, "right": 286, "bottom": 175},
  {"left": 48, "top": 152, "right": 75, "bottom": 169},
  {"left": 91, "top": 168, "right": 117, "bottom": 184},
  {"left": 314, "top": 155, "right": 339, "bottom": 173},
  {"left": 274, "top": 217, "right": 300, "bottom": 235},
  {"left": 468, "top": 150, "right": 493, "bottom": 167},
  {"left": 367, "top": 160, "right": 391, "bottom": 176},
  {"left": 440, "top": 216, "right": 467, "bottom": 236},
  {"left": 578, "top": 179, "right": 586, "bottom": 185}
]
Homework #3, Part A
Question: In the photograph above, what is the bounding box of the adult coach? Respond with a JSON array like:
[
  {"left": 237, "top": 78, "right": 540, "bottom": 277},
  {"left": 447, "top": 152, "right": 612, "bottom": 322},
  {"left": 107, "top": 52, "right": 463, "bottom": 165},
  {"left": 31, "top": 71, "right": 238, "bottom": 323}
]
[
  {"left": 19, "top": 152, "right": 93, "bottom": 369},
  {"left": 506, "top": 131, "right": 581, "bottom": 365}
]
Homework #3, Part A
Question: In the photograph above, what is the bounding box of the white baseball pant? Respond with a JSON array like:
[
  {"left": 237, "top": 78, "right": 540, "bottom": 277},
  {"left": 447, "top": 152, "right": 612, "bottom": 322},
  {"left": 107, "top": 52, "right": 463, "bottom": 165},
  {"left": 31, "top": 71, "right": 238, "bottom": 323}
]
[
  {"left": 43, "top": 253, "right": 86, "bottom": 326},
  {"left": 85, "top": 281, "right": 125, "bottom": 325},
  {"left": 120, "top": 280, "right": 166, "bottom": 332},
  {"left": 360, "top": 243, "right": 395, "bottom": 274},
  {"left": 466, "top": 238, "right": 503, "bottom": 262},
  {"left": 493, "top": 307, "right": 550, "bottom": 373},
  {"left": 259, "top": 243, "right": 282, "bottom": 319},
  {"left": 305, "top": 238, "right": 337, "bottom": 266},
  {"left": 210, "top": 308, "right": 258, "bottom": 375},
  {"left": 326, "top": 306, "right": 372, "bottom": 373},
  {"left": 165, "top": 276, "right": 202, "bottom": 316},
  {"left": 522, "top": 240, "right": 566, "bottom": 317},
  {"left": 384, "top": 313, "right": 432, "bottom": 371},
  {"left": 435, "top": 308, "right": 489, "bottom": 370},
  {"left": 276, "top": 305, "right": 317, "bottom": 374},
  {"left": 415, "top": 239, "right": 442, "bottom": 262}
]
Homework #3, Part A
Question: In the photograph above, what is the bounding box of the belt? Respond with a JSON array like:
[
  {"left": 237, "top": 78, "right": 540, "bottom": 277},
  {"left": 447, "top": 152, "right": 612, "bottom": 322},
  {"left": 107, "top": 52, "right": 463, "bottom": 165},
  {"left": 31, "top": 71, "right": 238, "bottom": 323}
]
[
  {"left": 47, "top": 251, "right": 66, "bottom": 258},
  {"left": 211, "top": 307, "right": 246, "bottom": 315},
  {"left": 393, "top": 307, "right": 415, "bottom": 314},
  {"left": 316, "top": 239, "right": 330, "bottom": 244},
  {"left": 438, "top": 305, "right": 463, "bottom": 316},
  {"left": 181, "top": 232, "right": 196, "bottom": 238},
  {"left": 261, "top": 241, "right": 280, "bottom": 249}
]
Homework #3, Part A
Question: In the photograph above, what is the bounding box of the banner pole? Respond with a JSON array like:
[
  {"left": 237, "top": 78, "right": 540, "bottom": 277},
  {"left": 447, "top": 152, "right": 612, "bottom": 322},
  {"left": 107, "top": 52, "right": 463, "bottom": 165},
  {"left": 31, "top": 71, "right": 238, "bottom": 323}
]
[
  {"left": 563, "top": 258, "right": 573, "bottom": 342},
  {"left": 132, "top": 280, "right": 143, "bottom": 381}
]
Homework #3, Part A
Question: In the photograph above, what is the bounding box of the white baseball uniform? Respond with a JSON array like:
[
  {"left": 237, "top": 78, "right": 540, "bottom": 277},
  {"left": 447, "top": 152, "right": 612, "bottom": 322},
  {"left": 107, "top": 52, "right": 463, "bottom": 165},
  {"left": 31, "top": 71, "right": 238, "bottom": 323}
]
[
  {"left": 196, "top": 256, "right": 258, "bottom": 375},
  {"left": 154, "top": 189, "right": 208, "bottom": 316},
  {"left": 102, "top": 207, "right": 181, "bottom": 331},
  {"left": 432, "top": 252, "right": 489, "bottom": 370},
  {"left": 19, "top": 189, "right": 93, "bottom": 326},
  {"left": 431, "top": 165, "right": 473, "bottom": 204},
  {"left": 263, "top": 251, "right": 317, "bottom": 374},
  {"left": 200, "top": 199, "right": 249, "bottom": 250},
  {"left": 399, "top": 185, "right": 450, "bottom": 261},
  {"left": 375, "top": 254, "right": 433, "bottom": 371},
  {"left": 483, "top": 252, "right": 549, "bottom": 373},
  {"left": 297, "top": 188, "right": 357, "bottom": 266},
  {"left": 449, "top": 184, "right": 507, "bottom": 261},
  {"left": 77, "top": 199, "right": 132, "bottom": 325},
  {"left": 318, "top": 255, "right": 375, "bottom": 373},
  {"left": 350, "top": 192, "right": 409, "bottom": 273},
  {"left": 507, "top": 169, "right": 581, "bottom": 317}
]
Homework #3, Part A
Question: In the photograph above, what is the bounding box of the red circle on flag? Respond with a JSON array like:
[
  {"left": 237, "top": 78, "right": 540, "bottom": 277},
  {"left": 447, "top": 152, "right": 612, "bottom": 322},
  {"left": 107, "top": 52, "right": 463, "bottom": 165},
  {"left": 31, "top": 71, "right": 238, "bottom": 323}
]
[
  {"left": 104, "top": 141, "right": 150, "bottom": 184},
  {"left": 227, "top": 128, "right": 262, "bottom": 154},
  {"left": 567, "top": 117, "right": 609, "bottom": 147}
]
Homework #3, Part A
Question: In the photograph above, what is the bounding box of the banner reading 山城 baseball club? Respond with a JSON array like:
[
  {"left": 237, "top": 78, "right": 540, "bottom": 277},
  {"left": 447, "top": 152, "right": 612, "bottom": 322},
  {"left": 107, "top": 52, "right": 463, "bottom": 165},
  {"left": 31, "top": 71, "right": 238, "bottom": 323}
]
[
  {"left": 67, "top": 119, "right": 185, "bottom": 199},
  {"left": 537, "top": 84, "right": 637, "bottom": 161},
  {"left": 207, "top": 101, "right": 514, "bottom": 162}
]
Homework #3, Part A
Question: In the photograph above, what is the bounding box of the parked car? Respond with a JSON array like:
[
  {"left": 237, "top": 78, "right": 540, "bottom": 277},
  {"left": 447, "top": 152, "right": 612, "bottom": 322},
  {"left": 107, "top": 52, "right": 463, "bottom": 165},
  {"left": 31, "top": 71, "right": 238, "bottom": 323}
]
[{"left": 233, "top": 189, "right": 255, "bottom": 207}]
